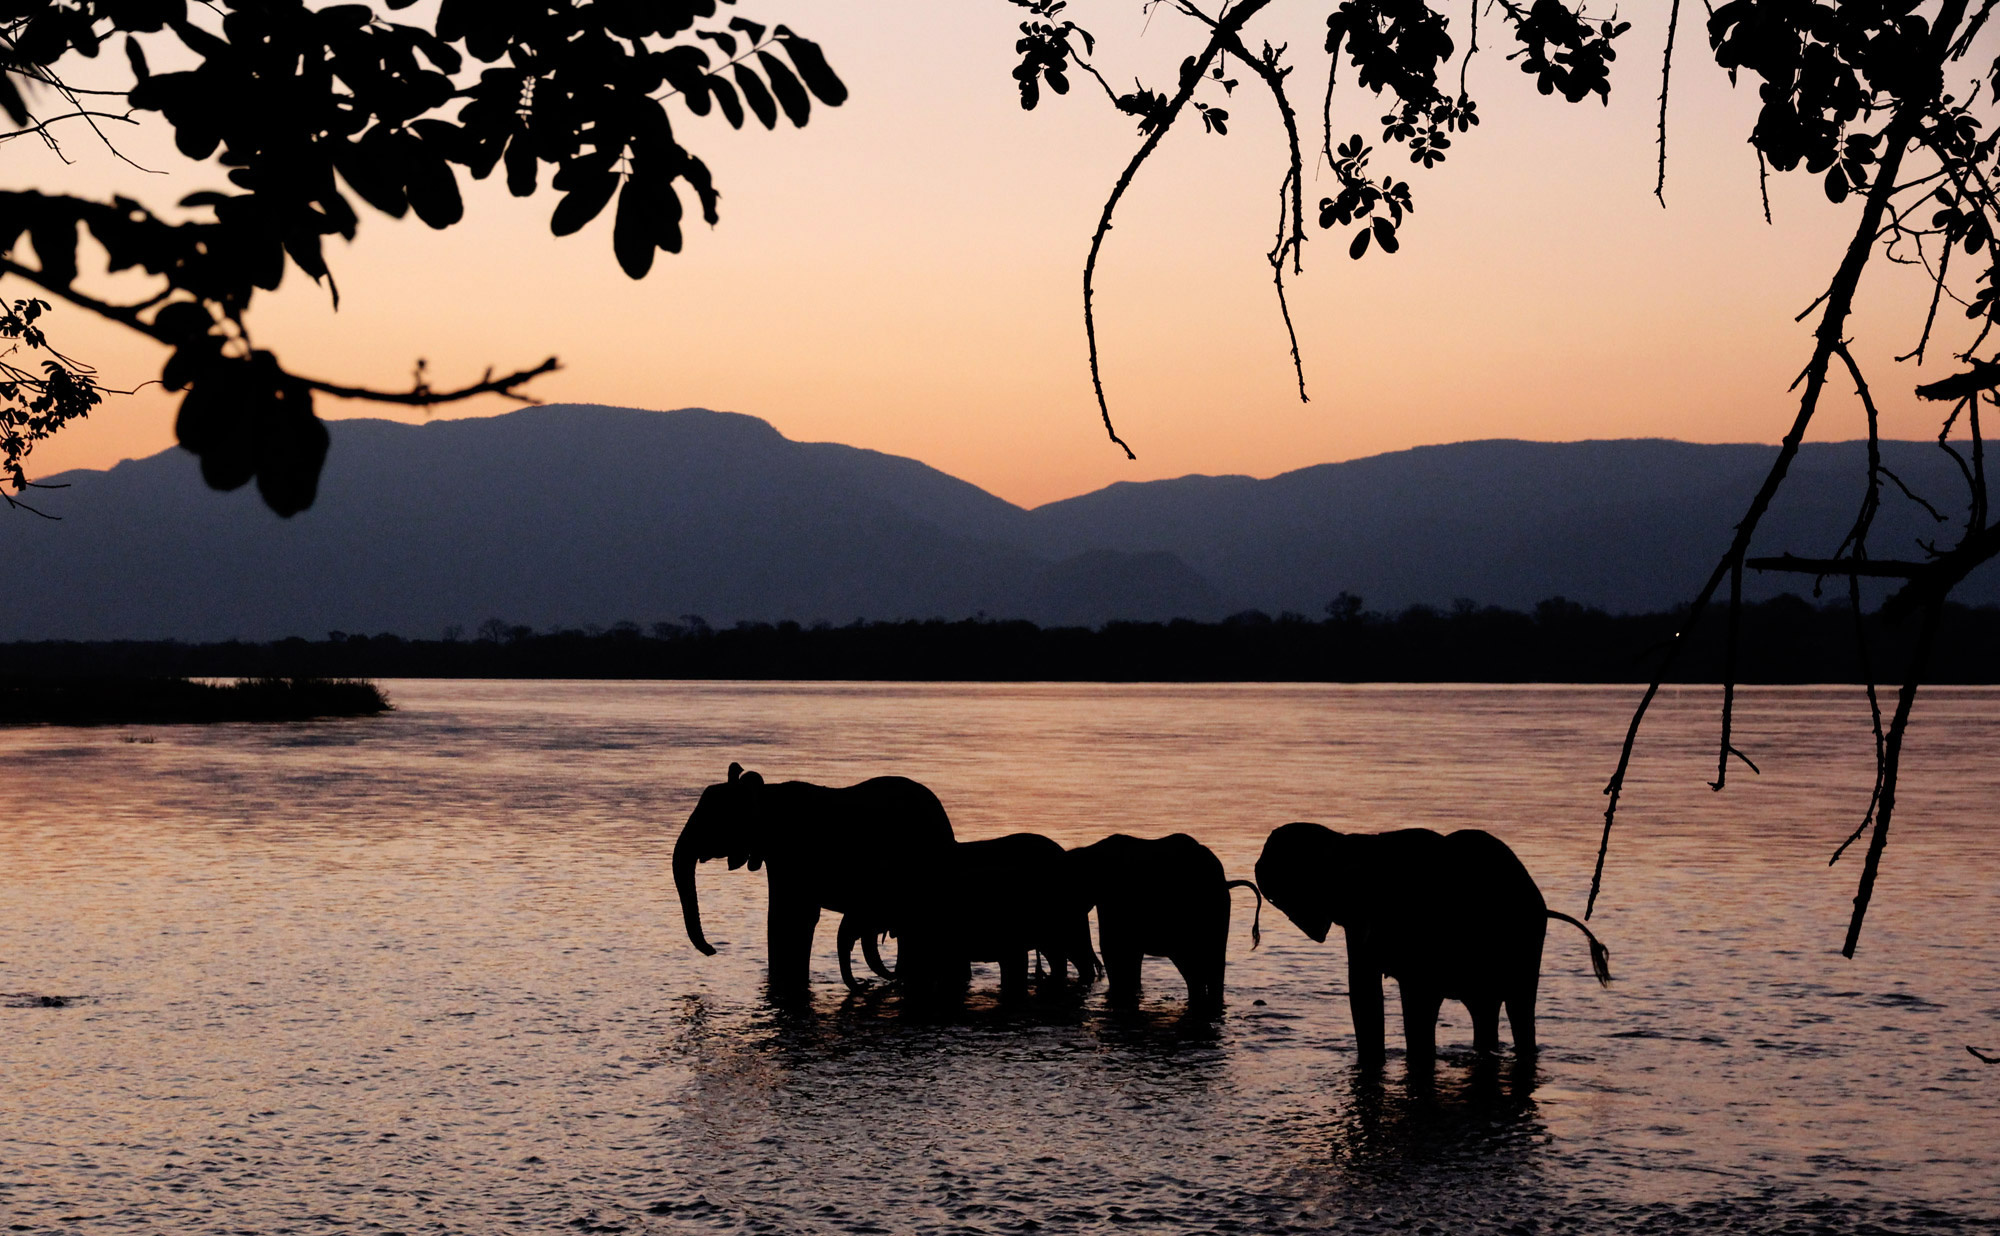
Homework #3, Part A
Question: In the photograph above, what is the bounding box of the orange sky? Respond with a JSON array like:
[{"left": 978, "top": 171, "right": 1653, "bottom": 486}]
[{"left": 7, "top": 2, "right": 1986, "bottom": 509}]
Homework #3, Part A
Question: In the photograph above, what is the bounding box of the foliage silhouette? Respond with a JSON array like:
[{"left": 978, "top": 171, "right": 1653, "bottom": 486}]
[
  {"left": 14, "top": 593, "right": 2000, "bottom": 683},
  {"left": 0, "top": 1, "right": 844, "bottom": 516},
  {"left": 1009, "top": 0, "right": 2000, "bottom": 954},
  {"left": 0, "top": 673, "right": 386, "bottom": 723}
]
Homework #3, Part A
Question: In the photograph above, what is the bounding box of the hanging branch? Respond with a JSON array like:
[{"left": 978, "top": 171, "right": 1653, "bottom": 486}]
[
  {"left": 1655, "top": 0, "right": 1680, "bottom": 206},
  {"left": 1199, "top": 13, "right": 1310, "bottom": 402},
  {"left": 1827, "top": 342, "right": 1890, "bottom": 867},
  {"left": 1081, "top": 0, "right": 1273, "bottom": 457},
  {"left": 1708, "top": 557, "right": 1752, "bottom": 791},
  {"left": 1588, "top": 83, "right": 1942, "bottom": 919},
  {"left": 1842, "top": 596, "right": 1945, "bottom": 957}
]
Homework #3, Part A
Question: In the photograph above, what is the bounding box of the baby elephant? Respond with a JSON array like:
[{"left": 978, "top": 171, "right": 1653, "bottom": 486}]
[
  {"left": 869, "top": 832, "right": 1098, "bottom": 1001},
  {"left": 1256, "top": 823, "right": 1610, "bottom": 1068},
  {"left": 1069, "top": 833, "right": 1263, "bottom": 1010}
]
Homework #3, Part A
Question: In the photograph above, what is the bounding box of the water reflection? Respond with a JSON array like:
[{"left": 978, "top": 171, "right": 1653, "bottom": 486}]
[{"left": 4, "top": 683, "right": 1998, "bottom": 1234}]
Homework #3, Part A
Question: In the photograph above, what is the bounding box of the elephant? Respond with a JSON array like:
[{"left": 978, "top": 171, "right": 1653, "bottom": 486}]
[
  {"left": 1067, "top": 833, "right": 1263, "bottom": 1010},
  {"left": 885, "top": 832, "right": 1100, "bottom": 1001},
  {"left": 673, "top": 762, "right": 956, "bottom": 992},
  {"left": 1255, "top": 823, "right": 1610, "bottom": 1068},
  {"left": 834, "top": 913, "right": 897, "bottom": 991}
]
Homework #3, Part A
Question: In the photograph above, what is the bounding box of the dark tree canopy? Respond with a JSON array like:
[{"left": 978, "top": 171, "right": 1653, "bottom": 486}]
[
  {"left": 999, "top": 0, "right": 2000, "bottom": 955},
  {"left": 0, "top": 0, "right": 844, "bottom": 515}
]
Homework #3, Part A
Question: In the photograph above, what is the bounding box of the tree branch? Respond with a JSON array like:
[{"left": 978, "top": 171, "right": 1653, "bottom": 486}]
[
  {"left": 1082, "top": 0, "right": 1272, "bottom": 458},
  {"left": 1588, "top": 23, "right": 1958, "bottom": 918},
  {"left": 304, "top": 357, "right": 561, "bottom": 407},
  {"left": 1745, "top": 555, "right": 1924, "bottom": 578},
  {"left": 1655, "top": 0, "right": 1680, "bottom": 206}
]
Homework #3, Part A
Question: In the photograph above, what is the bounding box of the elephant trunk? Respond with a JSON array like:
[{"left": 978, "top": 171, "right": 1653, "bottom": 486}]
[{"left": 674, "top": 826, "right": 718, "bottom": 956}]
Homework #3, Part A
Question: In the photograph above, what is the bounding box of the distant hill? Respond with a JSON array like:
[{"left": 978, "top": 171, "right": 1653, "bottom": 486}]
[{"left": 7, "top": 405, "right": 1992, "bottom": 641}]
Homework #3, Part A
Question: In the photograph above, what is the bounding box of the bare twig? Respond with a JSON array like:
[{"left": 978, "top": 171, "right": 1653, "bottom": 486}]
[
  {"left": 1, "top": 256, "right": 560, "bottom": 410},
  {"left": 1082, "top": 0, "right": 1272, "bottom": 458},
  {"left": 1590, "top": 79, "right": 1944, "bottom": 920},
  {"left": 305, "top": 357, "right": 560, "bottom": 406},
  {"left": 1206, "top": 20, "right": 1309, "bottom": 402},
  {"left": 1829, "top": 567, "right": 1887, "bottom": 866},
  {"left": 1655, "top": 0, "right": 1680, "bottom": 206},
  {"left": 1829, "top": 342, "right": 1889, "bottom": 867},
  {"left": 0, "top": 109, "right": 138, "bottom": 143},
  {"left": 1746, "top": 555, "right": 1923, "bottom": 578},
  {"left": 1842, "top": 596, "right": 1943, "bottom": 957}
]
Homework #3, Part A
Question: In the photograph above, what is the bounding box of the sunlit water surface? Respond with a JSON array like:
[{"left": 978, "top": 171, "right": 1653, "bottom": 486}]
[{"left": 3, "top": 682, "right": 1997, "bottom": 1234}]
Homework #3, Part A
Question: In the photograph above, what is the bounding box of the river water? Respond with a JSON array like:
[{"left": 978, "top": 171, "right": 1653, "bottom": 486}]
[{"left": 2, "top": 682, "right": 1996, "bottom": 1234}]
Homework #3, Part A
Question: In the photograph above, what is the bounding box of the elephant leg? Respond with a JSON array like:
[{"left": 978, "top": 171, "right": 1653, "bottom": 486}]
[
  {"left": 1506, "top": 982, "right": 1539, "bottom": 1057},
  {"left": 1345, "top": 932, "right": 1386, "bottom": 1069},
  {"left": 1468, "top": 996, "right": 1503, "bottom": 1054},
  {"left": 765, "top": 891, "right": 821, "bottom": 994},
  {"left": 861, "top": 928, "right": 895, "bottom": 980},
  {"left": 836, "top": 914, "right": 865, "bottom": 992},
  {"left": 1000, "top": 950, "right": 1030, "bottom": 1001},
  {"left": 1399, "top": 983, "right": 1442, "bottom": 1070},
  {"left": 1104, "top": 945, "right": 1143, "bottom": 1004},
  {"left": 1172, "top": 951, "right": 1222, "bottom": 1011},
  {"left": 1507, "top": 928, "right": 1546, "bottom": 1056}
]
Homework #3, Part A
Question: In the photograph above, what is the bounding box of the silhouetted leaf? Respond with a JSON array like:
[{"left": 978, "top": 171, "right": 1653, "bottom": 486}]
[
  {"left": 504, "top": 138, "right": 538, "bottom": 197},
  {"left": 152, "top": 302, "right": 217, "bottom": 346},
  {"left": 776, "top": 29, "right": 847, "bottom": 105},
  {"left": 1372, "top": 216, "right": 1399, "bottom": 253},
  {"left": 550, "top": 167, "right": 618, "bottom": 236},
  {"left": 335, "top": 129, "right": 409, "bottom": 218},
  {"left": 708, "top": 77, "right": 745, "bottom": 129},
  {"left": 756, "top": 51, "right": 811, "bottom": 126},
  {"left": 27, "top": 216, "right": 78, "bottom": 285},
  {"left": 734, "top": 64, "right": 778, "bottom": 128},
  {"left": 405, "top": 143, "right": 464, "bottom": 228},
  {"left": 613, "top": 175, "right": 657, "bottom": 279},
  {"left": 1349, "top": 227, "right": 1371, "bottom": 259}
]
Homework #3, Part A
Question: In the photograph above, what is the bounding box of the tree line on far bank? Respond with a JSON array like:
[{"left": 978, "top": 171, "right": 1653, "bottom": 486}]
[{"left": 7, "top": 594, "right": 2000, "bottom": 685}]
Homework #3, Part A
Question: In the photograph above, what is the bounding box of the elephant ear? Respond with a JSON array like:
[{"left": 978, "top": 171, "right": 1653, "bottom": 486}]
[
  {"left": 740, "top": 770, "right": 767, "bottom": 869},
  {"left": 720, "top": 766, "right": 766, "bottom": 869}
]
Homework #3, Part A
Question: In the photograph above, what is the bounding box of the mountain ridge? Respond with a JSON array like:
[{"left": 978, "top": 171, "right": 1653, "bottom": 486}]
[{"left": 10, "top": 405, "right": 1992, "bottom": 641}]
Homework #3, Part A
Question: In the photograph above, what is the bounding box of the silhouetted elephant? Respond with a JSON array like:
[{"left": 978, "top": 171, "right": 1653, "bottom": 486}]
[
  {"left": 833, "top": 914, "right": 897, "bottom": 991},
  {"left": 893, "top": 832, "right": 1099, "bottom": 1001},
  {"left": 1068, "top": 833, "right": 1263, "bottom": 1009},
  {"left": 673, "top": 762, "right": 956, "bottom": 992},
  {"left": 1255, "top": 823, "right": 1610, "bottom": 1068}
]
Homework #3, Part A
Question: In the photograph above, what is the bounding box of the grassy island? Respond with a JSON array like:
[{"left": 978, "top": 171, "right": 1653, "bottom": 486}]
[{"left": 0, "top": 677, "right": 392, "bottom": 726}]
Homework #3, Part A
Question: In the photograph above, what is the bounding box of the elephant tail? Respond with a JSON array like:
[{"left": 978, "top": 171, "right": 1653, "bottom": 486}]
[
  {"left": 1547, "top": 911, "right": 1612, "bottom": 986},
  {"left": 1226, "top": 879, "right": 1265, "bottom": 950}
]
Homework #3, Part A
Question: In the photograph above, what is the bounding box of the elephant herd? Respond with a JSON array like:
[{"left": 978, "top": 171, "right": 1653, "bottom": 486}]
[{"left": 674, "top": 763, "right": 1613, "bottom": 1066}]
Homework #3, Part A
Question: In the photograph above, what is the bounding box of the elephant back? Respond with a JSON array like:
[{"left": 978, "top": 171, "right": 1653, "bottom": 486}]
[
  {"left": 765, "top": 775, "right": 956, "bottom": 918},
  {"left": 1368, "top": 828, "right": 1547, "bottom": 997}
]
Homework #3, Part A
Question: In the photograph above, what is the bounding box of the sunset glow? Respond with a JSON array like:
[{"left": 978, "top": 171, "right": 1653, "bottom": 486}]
[{"left": 5, "top": 2, "right": 1982, "bottom": 507}]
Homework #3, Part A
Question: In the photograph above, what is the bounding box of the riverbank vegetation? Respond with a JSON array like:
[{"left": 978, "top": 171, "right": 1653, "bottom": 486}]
[
  {"left": 6, "top": 595, "right": 1998, "bottom": 685},
  {"left": 0, "top": 677, "right": 391, "bottom": 725}
]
